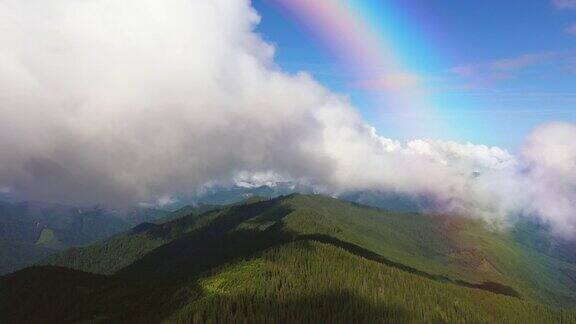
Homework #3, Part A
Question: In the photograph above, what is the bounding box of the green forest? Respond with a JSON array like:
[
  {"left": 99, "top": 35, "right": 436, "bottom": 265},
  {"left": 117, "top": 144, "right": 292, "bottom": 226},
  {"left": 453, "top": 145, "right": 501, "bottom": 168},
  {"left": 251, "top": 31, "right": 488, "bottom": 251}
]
[{"left": 2, "top": 195, "right": 576, "bottom": 323}]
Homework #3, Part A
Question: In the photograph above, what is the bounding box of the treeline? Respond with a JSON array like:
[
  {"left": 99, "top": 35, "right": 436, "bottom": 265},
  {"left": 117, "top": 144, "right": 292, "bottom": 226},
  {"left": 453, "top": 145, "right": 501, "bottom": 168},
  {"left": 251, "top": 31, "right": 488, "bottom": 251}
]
[
  {"left": 167, "top": 241, "right": 576, "bottom": 323},
  {"left": 2, "top": 240, "right": 575, "bottom": 323},
  {"left": 5, "top": 194, "right": 576, "bottom": 323}
]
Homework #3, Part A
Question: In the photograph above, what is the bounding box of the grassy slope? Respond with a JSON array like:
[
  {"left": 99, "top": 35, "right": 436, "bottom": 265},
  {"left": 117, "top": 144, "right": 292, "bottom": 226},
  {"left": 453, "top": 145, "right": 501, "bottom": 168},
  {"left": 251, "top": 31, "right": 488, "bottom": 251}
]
[
  {"left": 278, "top": 195, "right": 576, "bottom": 306},
  {"left": 440, "top": 216, "right": 576, "bottom": 306},
  {"left": 279, "top": 195, "right": 451, "bottom": 275}
]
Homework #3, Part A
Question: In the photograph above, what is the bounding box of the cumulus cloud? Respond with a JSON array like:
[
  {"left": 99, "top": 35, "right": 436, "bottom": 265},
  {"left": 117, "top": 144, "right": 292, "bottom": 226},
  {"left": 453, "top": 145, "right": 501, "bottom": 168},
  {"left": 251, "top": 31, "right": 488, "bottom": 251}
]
[
  {"left": 0, "top": 0, "right": 333, "bottom": 204},
  {"left": 0, "top": 0, "right": 575, "bottom": 237},
  {"left": 519, "top": 123, "right": 576, "bottom": 237}
]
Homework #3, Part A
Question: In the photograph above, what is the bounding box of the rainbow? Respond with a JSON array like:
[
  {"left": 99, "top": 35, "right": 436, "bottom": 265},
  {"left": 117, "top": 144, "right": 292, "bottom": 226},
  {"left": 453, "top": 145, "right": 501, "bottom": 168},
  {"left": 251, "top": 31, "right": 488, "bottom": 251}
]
[{"left": 268, "top": 0, "right": 450, "bottom": 138}]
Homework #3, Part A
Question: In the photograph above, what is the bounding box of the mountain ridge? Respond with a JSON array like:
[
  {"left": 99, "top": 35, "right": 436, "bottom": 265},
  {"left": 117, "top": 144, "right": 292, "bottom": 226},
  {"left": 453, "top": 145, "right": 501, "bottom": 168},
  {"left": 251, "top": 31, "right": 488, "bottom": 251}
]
[
  {"left": 38, "top": 194, "right": 576, "bottom": 305},
  {"left": 3, "top": 194, "right": 576, "bottom": 322}
]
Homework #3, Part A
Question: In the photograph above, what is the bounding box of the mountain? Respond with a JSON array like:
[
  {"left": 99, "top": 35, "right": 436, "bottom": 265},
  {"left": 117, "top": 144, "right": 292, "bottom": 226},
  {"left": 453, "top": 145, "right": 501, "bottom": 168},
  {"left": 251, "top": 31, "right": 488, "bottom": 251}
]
[
  {"left": 0, "top": 200, "right": 170, "bottom": 275},
  {"left": 1, "top": 194, "right": 576, "bottom": 322},
  {"left": 339, "top": 190, "right": 424, "bottom": 213},
  {"left": 0, "top": 240, "right": 54, "bottom": 275},
  {"left": 153, "top": 203, "right": 223, "bottom": 224},
  {"left": 186, "top": 183, "right": 440, "bottom": 213},
  {"left": 164, "top": 182, "right": 309, "bottom": 209}
]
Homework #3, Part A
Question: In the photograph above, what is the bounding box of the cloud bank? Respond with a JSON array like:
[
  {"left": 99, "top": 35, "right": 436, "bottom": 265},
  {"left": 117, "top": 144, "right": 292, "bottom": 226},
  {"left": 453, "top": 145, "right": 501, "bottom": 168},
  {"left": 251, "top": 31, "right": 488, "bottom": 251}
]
[{"left": 0, "top": 0, "right": 575, "bottom": 237}]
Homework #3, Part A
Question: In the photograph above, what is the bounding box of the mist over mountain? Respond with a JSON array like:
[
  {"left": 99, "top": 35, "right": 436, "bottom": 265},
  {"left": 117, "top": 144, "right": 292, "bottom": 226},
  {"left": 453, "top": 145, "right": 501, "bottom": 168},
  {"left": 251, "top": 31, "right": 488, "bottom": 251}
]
[
  {"left": 1, "top": 1, "right": 576, "bottom": 322},
  {"left": 0, "top": 0, "right": 575, "bottom": 239}
]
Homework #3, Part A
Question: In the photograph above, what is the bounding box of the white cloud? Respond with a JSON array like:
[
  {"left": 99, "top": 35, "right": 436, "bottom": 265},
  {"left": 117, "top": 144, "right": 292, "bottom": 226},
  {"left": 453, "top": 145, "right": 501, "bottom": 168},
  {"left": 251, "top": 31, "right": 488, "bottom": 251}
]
[
  {"left": 156, "top": 195, "right": 178, "bottom": 208},
  {"left": 0, "top": 0, "right": 331, "bottom": 205},
  {"left": 0, "top": 0, "right": 575, "bottom": 238},
  {"left": 234, "top": 171, "right": 292, "bottom": 188},
  {"left": 519, "top": 123, "right": 576, "bottom": 237}
]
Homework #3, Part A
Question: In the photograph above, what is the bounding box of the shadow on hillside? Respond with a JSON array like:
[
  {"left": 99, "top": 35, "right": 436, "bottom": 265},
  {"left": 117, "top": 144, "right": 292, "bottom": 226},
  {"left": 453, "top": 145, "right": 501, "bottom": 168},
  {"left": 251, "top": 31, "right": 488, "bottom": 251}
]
[
  {"left": 119, "top": 221, "right": 520, "bottom": 299},
  {"left": 0, "top": 266, "right": 409, "bottom": 323},
  {"left": 1, "top": 228, "right": 519, "bottom": 323},
  {"left": 117, "top": 191, "right": 521, "bottom": 298},
  {"left": 168, "top": 288, "right": 409, "bottom": 323},
  {"left": 0, "top": 265, "right": 209, "bottom": 323},
  {"left": 6, "top": 195, "right": 517, "bottom": 321},
  {"left": 117, "top": 199, "right": 294, "bottom": 280},
  {"left": 298, "top": 234, "right": 521, "bottom": 298}
]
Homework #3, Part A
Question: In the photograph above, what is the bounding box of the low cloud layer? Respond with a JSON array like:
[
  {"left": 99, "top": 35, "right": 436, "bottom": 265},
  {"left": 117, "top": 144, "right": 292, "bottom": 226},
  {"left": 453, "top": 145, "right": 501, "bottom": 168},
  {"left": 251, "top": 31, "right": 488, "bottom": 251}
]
[{"left": 1, "top": 0, "right": 575, "bottom": 237}]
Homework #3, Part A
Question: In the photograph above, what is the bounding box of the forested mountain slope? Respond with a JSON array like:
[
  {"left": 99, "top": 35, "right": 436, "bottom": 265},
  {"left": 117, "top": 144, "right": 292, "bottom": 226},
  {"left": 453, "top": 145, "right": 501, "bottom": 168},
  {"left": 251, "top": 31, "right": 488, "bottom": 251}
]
[
  {"left": 0, "top": 200, "right": 169, "bottom": 274},
  {"left": 2, "top": 194, "right": 576, "bottom": 322}
]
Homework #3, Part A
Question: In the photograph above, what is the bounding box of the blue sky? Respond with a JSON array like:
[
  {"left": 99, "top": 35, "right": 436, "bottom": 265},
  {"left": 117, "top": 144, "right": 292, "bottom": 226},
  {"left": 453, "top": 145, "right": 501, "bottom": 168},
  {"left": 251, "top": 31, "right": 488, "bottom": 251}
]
[{"left": 253, "top": 0, "right": 576, "bottom": 150}]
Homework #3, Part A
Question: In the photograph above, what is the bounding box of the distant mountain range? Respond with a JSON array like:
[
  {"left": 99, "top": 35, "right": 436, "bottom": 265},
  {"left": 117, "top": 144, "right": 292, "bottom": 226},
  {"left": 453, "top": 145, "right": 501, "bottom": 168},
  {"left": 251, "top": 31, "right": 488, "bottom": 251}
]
[
  {"left": 1, "top": 194, "right": 575, "bottom": 322},
  {"left": 171, "top": 182, "right": 426, "bottom": 213},
  {"left": 0, "top": 200, "right": 170, "bottom": 275},
  {"left": 0, "top": 183, "right": 291, "bottom": 276}
]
